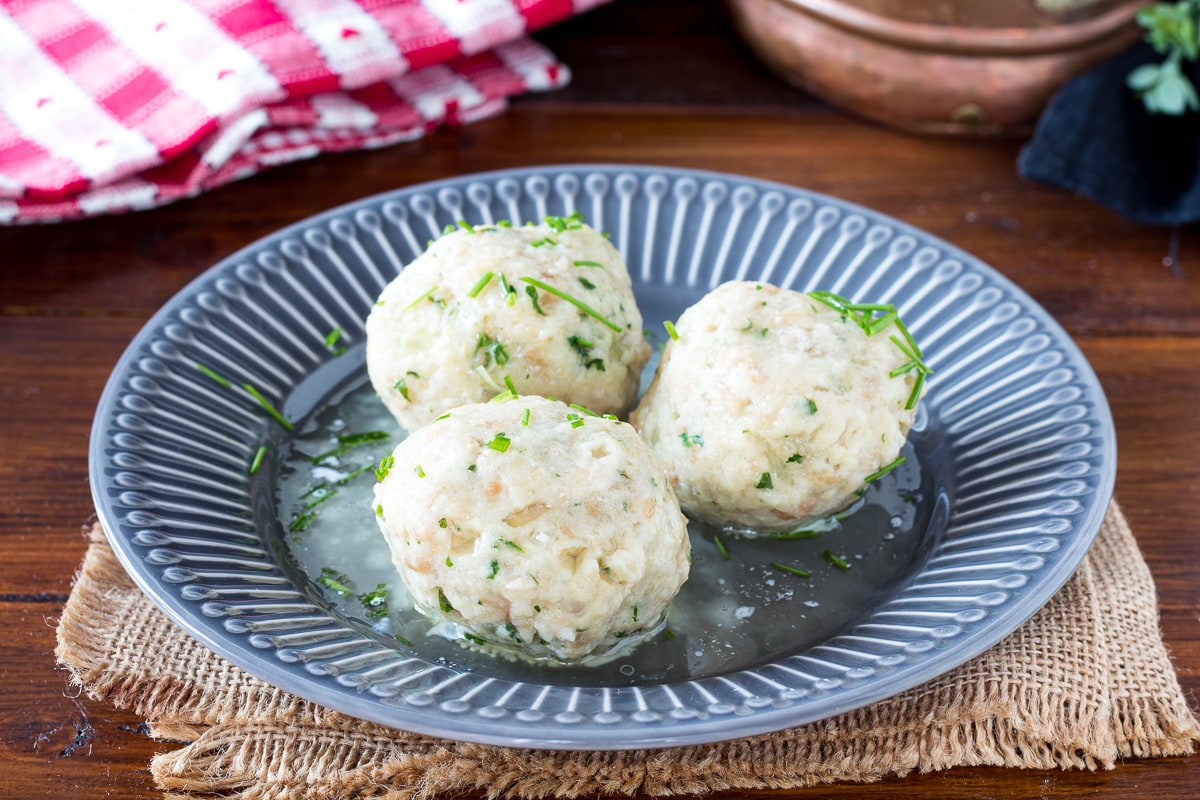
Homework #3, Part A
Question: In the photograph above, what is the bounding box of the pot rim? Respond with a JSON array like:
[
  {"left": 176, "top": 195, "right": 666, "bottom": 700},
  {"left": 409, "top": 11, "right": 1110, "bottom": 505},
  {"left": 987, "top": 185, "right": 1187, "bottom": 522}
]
[{"left": 755, "top": 0, "right": 1146, "bottom": 54}]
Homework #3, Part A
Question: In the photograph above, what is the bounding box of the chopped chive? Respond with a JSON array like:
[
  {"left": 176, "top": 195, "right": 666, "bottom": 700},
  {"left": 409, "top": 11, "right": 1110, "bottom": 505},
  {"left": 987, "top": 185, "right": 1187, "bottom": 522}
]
[
  {"left": 864, "top": 309, "right": 899, "bottom": 337},
  {"left": 771, "top": 528, "right": 821, "bottom": 540},
  {"left": 888, "top": 334, "right": 920, "bottom": 363},
  {"left": 413, "top": 464, "right": 425, "bottom": 478},
  {"left": 489, "top": 388, "right": 517, "bottom": 403},
  {"left": 499, "top": 537, "right": 524, "bottom": 552},
  {"left": 498, "top": 273, "right": 516, "bottom": 306},
  {"left": 242, "top": 383, "right": 293, "bottom": 430},
  {"left": 801, "top": 398, "right": 818, "bottom": 416},
  {"left": 438, "top": 517, "right": 448, "bottom": 528},
  {"left": 771, "top": 561, "right": 812, "bottom": 578},
  {"left": 303, "top": 487, "right": 338, "bottom": 511},
  {"left": 337, "top": 464, "right": 375, "bottom": 484},
  {"left": 679, "top": 432, "right": 704, "bottom": 448},
  {"left": 196, "top": 363, "right": 232, "bottom": 388},
  {"left": 567, "top": 413, "right": 585, "bottom": 429},
  {"left": 312, "top": 431, "right": 389, "bottom": 464},
  {"left": 249, "top": 445, "right": 267, "bottom": 474},
  {"left": 713, "top": 534, "right": 730, "bottom": 560},
  {"left": 889, "top": 361, "right": 921, "bottom": 378},
  {"left": 824, "top": 550, "right": 852, "bottom": 571},
  {"left": 755, "top": 472, "right": 773, "bottom": 490},
  {"left": 467, "top": 271, "right": 494, "bottom": 298},
  {"left": 503, "top": 375, "right": 517, "bottom": 395},
  {"left": 520, "top": 408, "right": 531, "bottom": 427},
  {"left": 578, "top": 277, "right": 596, "bottom": 291},
  {"left": 435, "top": 411, "right": 452, "bottom": 420},
  {"left": 486, "top": 433, "right": 511, "bottom": 452},
  {"left": 895, "top": 318, "right": 922, "bottom": 357},
  {"left": 807, "top": 290, "right": 852, "bottom": 315},
  {"left": 573, "top": 260, "right": 604, "bottom": 268},
  {"left": 863, "top": 455, "right": 906, "bottom": 485},
  {"left": 569, "top": 403, "right": 599, "bottom": 417},
  {"left": 906, "top": 371, "right": 927, "bottom": 410},
  {"left": 786, "top": 452, "right": 805, "bottom": 464},
  {"left": 290, "top": 511, "right": 318, "bottom": 532},
  {"left": 457, "top": 220, "right": 476, "bottom": 233},
  {"left": 463, "top": 631, "right": 487, "bottom": 645},
  {"left": 438, "top": 589, "right": 455, "bottom": 613},
  {"left": 403, "top": 284, "right": 439, "bottom": 311},
  {"left": 394, "top": 634, "right": 412, "bottom": 646},
  {"left": 487, "top": 560, "right": 500, "bottom": 579},
  {"left": 443, "top": 223, "right": 457, "bottom": 234},
  {"left": 663, "top": 320, "right": 679, "bottom": 340},
  {"left": 374, "top": 454, "right": 394, "bottom": 482},
  {"left": 520, "top": 277, "right": 621, "bottom": 332},
  {"left": 544, "top": 211, "right": 584, "bottom": 232}
]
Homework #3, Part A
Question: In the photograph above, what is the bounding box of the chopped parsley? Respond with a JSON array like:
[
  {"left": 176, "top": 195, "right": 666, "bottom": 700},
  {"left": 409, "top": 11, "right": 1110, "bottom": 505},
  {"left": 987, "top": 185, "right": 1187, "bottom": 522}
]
[
  {"left": 525, "top": 284, "right": 546, "bottom": 315},
  {"left": 324, "top": 327, "right": 346, "bottom": 356},
  {"left": 567, "top": 335, "right": 605, "bottom": 371},
  {"left": 475, "top": 333, "right": 510, "bottom": 367}
]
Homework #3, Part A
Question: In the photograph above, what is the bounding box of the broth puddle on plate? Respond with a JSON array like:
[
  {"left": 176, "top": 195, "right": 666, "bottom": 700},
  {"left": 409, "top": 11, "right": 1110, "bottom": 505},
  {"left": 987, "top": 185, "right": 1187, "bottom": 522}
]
[{"left": 275, "top": 377, "right": 934, "bottom": 687}]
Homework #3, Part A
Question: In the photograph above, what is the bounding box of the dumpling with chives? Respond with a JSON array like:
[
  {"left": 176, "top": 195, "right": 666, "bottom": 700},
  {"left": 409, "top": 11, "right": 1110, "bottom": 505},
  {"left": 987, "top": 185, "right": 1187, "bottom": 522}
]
[
  {"left": 365, "top": 215, "right": 650, "bottom": 432},
  {"left": 371, "top": 395, "right": 691, "bottom": 662},
  {"left": 630, "top": 281, "right": 928, "bottom": 535}
]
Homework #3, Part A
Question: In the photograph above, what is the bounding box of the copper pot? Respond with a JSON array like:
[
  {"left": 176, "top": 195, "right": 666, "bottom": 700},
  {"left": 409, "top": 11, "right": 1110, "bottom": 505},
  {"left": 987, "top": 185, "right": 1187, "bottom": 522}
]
[{"left": 726, "top": 0, "right": 1147, "bottom": 134}]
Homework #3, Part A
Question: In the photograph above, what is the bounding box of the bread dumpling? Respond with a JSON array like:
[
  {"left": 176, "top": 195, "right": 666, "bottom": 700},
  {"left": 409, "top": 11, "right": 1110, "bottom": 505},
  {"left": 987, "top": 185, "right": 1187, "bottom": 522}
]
[
  {"left": 372, "top": 395, "right": 691, "bottom": 662},
  {"left": 366, "top": 216, "right": 650, "bottom": 432},
  {"left": 631, "top": 281, "right": 926, "bottom": 534}
]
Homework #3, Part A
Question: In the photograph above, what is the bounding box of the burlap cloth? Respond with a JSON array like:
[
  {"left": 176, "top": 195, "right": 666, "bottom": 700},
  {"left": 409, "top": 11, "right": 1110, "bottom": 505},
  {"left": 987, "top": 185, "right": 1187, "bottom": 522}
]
[{"left": 56, "top": 501, "right": 1199, "bottom": 799}]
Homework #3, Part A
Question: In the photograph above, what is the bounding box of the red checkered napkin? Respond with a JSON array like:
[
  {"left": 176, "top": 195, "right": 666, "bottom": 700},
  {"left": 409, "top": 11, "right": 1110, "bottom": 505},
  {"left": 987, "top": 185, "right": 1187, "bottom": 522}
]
[{"left": 0, "top": 0, "right": 605, "bottom": 224}]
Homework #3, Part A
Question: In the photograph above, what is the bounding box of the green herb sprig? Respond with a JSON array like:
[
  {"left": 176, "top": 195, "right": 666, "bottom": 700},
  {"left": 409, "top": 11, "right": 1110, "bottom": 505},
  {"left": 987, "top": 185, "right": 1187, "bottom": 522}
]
[
  {"left": 807, "top": 290, "right": 930, "bottom": 409},
  {"left": 1128, "top": 1, "right": 1200, "bottom": 114}
]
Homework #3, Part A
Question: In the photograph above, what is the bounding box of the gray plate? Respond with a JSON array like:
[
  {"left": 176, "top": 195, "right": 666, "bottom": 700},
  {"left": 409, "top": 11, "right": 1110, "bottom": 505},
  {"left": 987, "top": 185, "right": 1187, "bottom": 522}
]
[{"left": 90, "top": 164, "right": 1115, "bottom": 750}]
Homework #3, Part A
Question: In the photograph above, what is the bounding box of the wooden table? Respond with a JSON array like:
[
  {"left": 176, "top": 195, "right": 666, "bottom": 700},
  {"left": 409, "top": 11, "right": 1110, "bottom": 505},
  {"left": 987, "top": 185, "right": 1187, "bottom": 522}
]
[{"left": 3, "top": 1, "right": 1197, "bottom": 796}]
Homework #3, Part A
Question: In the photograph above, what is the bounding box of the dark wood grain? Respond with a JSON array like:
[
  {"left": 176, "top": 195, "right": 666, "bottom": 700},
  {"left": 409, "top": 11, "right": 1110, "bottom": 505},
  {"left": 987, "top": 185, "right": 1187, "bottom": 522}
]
[{"left": 2, "top": 1, "right": 1197, "bottom": 797}]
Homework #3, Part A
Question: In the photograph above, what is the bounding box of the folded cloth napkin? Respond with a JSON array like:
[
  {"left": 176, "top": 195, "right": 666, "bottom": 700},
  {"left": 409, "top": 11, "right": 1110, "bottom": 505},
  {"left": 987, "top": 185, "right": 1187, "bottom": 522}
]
[
  {"left": 0, "top": 0, "right": 607, "bottom": 224},
  {"left": 56, "top": 502, "right": 1200, "bottom": 799},
  {"left": 1019, "top": 41, "right": 1200, "bottom": 226}
]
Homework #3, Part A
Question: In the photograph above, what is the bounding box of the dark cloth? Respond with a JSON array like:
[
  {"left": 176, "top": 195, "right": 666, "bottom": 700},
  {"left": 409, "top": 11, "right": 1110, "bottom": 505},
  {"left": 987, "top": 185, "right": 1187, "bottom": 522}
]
[{"left": 1018, "top": 42, "right": 1200, "bottom": 226}]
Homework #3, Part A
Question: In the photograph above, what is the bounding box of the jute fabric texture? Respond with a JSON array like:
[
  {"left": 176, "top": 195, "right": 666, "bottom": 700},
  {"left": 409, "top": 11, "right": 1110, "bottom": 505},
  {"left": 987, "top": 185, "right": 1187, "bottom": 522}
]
[{"left": 56, "top": 502, "right": 1200, "bottom": 799}]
